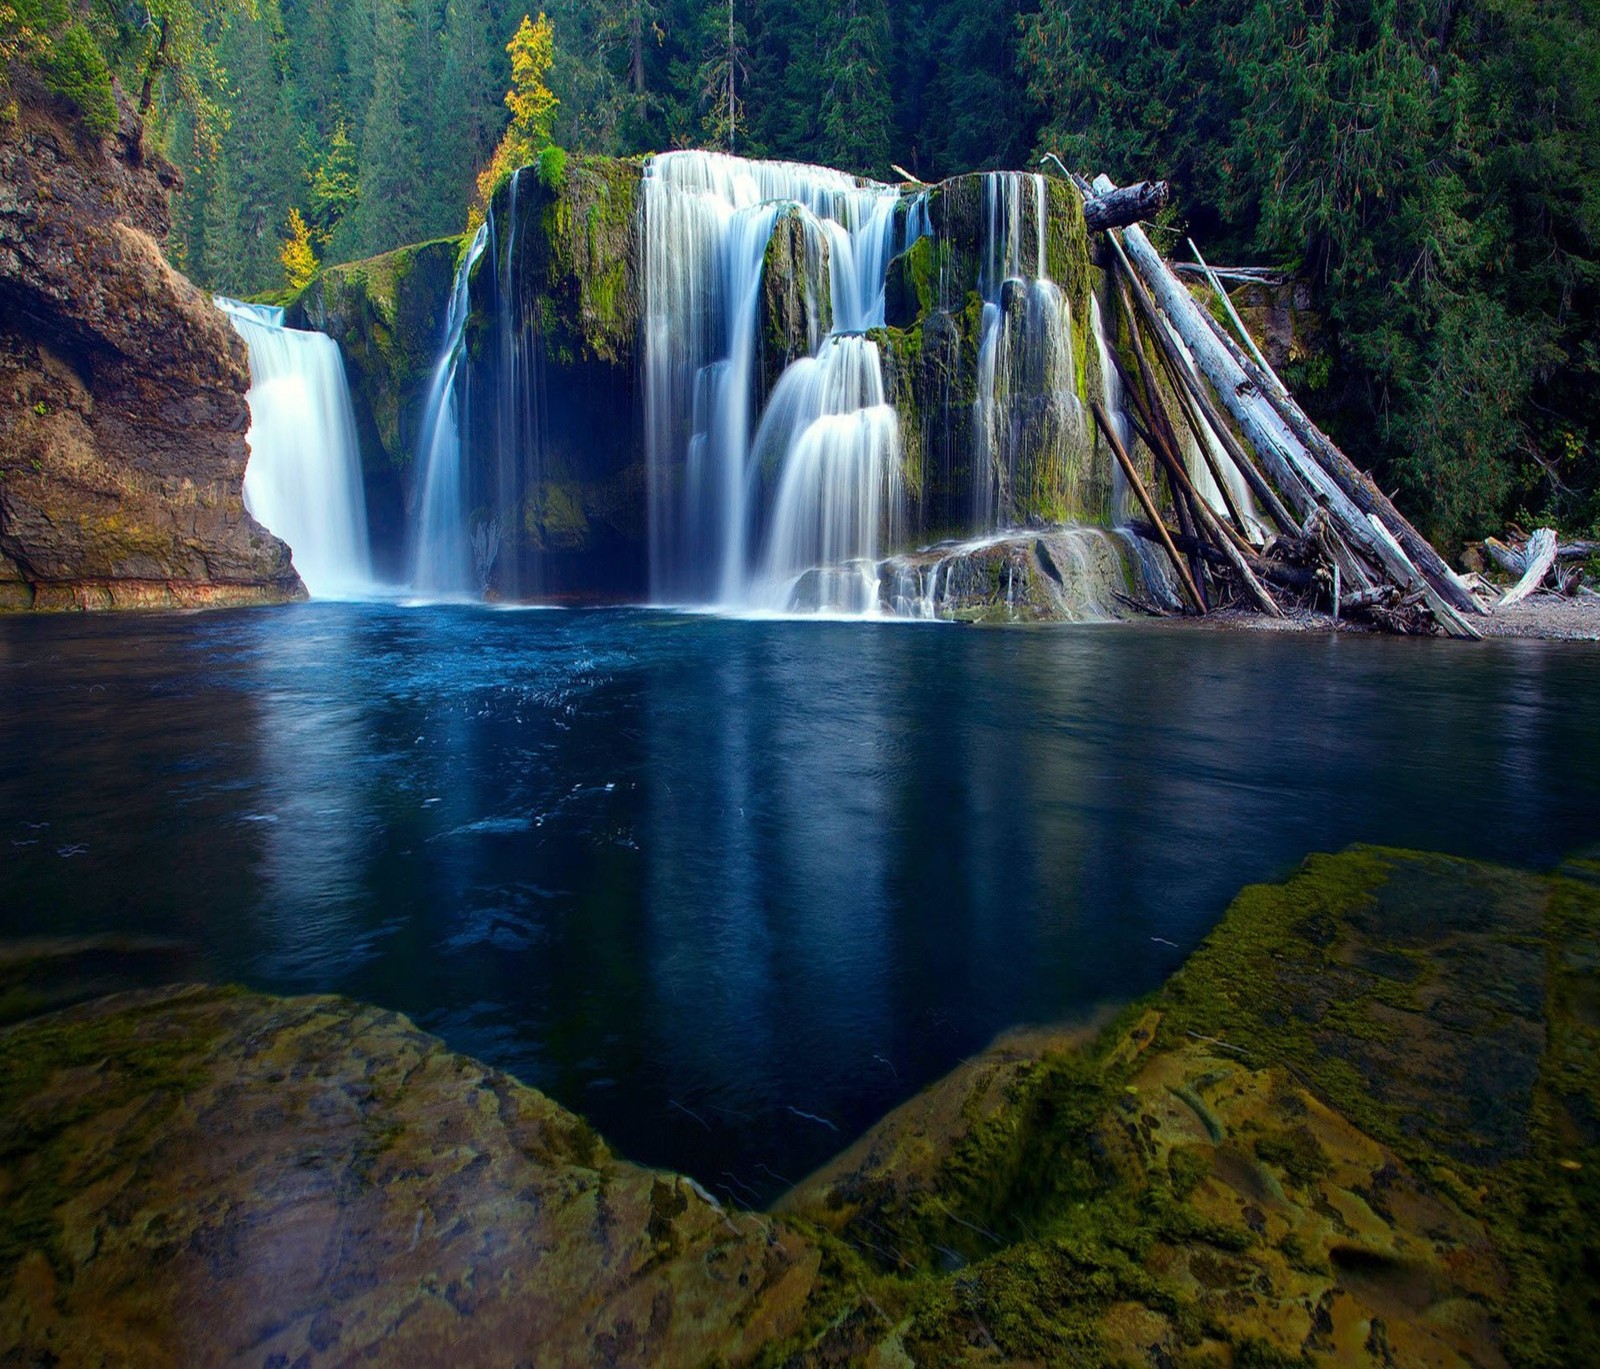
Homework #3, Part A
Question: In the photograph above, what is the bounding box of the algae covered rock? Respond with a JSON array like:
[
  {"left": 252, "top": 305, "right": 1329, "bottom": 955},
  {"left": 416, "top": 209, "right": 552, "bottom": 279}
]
[
  {"left": 758, "top": 205, "right": 832, "bottom": 398},
  {"left": 0, "top": 985, "right": 821, "bottom": 1366},
  {"left": 461, "top": 157, "right": 648, "bottom": 598},
  {"left": 780, "top": 845, "right": 1600, "bottom": 1366}
]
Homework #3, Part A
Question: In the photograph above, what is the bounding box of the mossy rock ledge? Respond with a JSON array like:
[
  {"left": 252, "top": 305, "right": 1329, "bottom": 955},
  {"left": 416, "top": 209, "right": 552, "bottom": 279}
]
[{"left": 4, "top": 844, "right": 1596, "bottom": 1364}]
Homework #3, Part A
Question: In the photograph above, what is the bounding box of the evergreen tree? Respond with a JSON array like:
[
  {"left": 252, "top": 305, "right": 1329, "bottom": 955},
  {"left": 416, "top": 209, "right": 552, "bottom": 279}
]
[
  {"left": 433, "top": 0, "right": 509, "bottom": 213},
  {"left": 694, "top": 0, "right": 746, "bottom": 151},
  {"left": 815, "top": 0, "right": 891, "bottom": 176},
  {"left": 353, "top": 0, "right": 419, "bottom": 255}
]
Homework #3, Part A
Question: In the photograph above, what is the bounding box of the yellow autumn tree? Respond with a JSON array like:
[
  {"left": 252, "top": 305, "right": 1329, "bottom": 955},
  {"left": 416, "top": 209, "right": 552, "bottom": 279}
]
[
  {"left": 470, "top": 13, "right": 559, "bottom": 229},
  {"left": 279, "top": 208, "right": 318, "bottom": 292}
]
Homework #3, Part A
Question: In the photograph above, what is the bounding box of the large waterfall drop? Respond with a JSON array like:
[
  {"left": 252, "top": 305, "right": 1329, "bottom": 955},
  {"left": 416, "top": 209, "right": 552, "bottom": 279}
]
[
  {"left": 217, "top": 299, "right": 372, "bottom": 598},
  {"left": 412, "top": 226, "right": 489, "bottom": 596},
  {"left": 641, "top": 151, "right": 906, "bottom": 609}
]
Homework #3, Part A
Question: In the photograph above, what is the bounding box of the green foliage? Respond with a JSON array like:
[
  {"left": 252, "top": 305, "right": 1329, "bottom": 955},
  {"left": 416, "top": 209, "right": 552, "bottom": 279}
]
[
  {"left": 1021, "top": 0, "right": 1600, "bottom": 549},
  {"left": 1, "top": 0, "right": 116, "bottom": 133},
  {"left": 537, "top": 139, "right": 566, "bottom": 188}
]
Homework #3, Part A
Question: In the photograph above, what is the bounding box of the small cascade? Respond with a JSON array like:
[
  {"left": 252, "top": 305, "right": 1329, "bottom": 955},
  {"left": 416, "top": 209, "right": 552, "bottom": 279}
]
[
  {"left": 969, "top": 172, "right": 1092, "bottom": 529},
  {"left": 641, "top": 151, "right": 905, "bottom": 608},
  {"left": 412, "top": 226, "right": 488, "bottom": 596},
  {"left": 407, "top": 171, "right": 547, "bottom": 599},
  {"left": 216, "top": 298, "right": 372, "bottom": 598},
  {"left": 871, "top": 525, "right": 1179, "bottom": 622},
  {"left": 755, "top": 334, "right": 903, "bottom": 607}
]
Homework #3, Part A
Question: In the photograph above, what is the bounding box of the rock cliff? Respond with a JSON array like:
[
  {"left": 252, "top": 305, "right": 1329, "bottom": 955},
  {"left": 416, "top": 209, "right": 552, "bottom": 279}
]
[{"left": 0, "top": 79, "right": 303, "bottom": 611}]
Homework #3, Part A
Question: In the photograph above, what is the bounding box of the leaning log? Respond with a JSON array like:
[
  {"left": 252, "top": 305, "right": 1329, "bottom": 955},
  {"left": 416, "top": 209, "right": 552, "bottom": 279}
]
[
  {"left": 1090, "top": 400, "right": 1206, "bottom": 615},
  {"left": 1497, "top": 528, "right": 1558, "bottom": 608},
  {"left": 1083, "top": 181, "right": 1171, "bottom": 232},
  {"left": 1095, "top": 175, "right": 1481, "bottom": 641},
  {"left": 1192, "top": 302, "right": 1485, "bottom": 620}
]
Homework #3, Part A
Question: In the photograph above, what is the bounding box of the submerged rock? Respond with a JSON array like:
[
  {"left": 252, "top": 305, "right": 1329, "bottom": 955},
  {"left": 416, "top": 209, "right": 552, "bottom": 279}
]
[{"left": 0, "top": 80, "right": 303, "bottom": 612}]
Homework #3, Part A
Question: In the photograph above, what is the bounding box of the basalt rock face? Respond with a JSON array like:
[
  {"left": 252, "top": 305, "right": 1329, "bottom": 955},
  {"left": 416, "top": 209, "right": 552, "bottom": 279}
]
[
  {"left": 289, "top": 238, "right": 460, "bottom": 579},
  {"left": 0, "top": 82, "right": 303, "bottom": 611}
]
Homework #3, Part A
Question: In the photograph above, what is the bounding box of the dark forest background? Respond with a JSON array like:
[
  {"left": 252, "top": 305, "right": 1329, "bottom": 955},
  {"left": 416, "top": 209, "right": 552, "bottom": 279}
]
[{"left": 6, "top": 0, "right": 1600, "bottom": 544}]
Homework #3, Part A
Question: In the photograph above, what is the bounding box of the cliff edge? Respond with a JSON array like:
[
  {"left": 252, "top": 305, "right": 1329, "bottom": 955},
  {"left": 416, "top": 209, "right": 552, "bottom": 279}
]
[{"left": 0, "top": 77, "right": 303, "bottom": 611}]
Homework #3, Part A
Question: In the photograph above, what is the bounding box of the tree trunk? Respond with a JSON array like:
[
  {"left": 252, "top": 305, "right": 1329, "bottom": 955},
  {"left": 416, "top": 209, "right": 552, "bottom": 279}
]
[
  {"left": 1096, "top": 176, "right": 1480, "bottom": 640},
  {"left": 1082, "top": 181, "right": 1171, "bottom": 232}
]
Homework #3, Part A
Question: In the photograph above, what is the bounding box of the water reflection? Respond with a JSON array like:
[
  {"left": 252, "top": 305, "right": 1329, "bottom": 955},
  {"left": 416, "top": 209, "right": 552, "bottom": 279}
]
[{"left": 2, "top": 606, "right": 1598, "bottom": 1199}]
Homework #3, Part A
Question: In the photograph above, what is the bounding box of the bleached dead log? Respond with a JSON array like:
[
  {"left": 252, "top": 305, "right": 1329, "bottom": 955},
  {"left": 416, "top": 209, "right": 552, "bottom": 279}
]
[
  {"left": 1195, "top": 307, "right": 1486, "bottom": 621},
  {"left": 1090, "top": 400, "right": 1206, "bottom": 615},
  {"left": 1083, "top": 181, "right": 1171, "bottom": 232},
  {"left": 1496, "top": 528, "right": 1558, "bottom": 608},
  {"left": 1095, "top": 175, "right": 1481, "bottom": 640},
  {"left": 1486, "top": 535, "right": 1599, "bottom": 576}
]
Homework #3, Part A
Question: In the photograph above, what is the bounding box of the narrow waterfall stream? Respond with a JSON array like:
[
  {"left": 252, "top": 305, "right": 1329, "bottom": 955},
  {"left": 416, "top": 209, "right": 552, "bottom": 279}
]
[
  {"left": 216, "top": 299, "right": 372, "bottom": 598},
  {"left": 412, "top": 226, "right": 489, "bottom": 597}
]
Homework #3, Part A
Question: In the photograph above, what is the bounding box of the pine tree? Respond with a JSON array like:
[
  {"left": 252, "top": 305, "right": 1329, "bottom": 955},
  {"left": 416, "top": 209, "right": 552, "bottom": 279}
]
[
  {"left": 433, "top": 0, "right": 508, "bottom": 223},
  {"left": 815, "top": 0, "right": 891, "bottom": 176},
  {"left": 354, "top": 0, "right": 420, "bottom": 255},
  {"left": 695, "top": 0, "right": 746, "bottom": 150},
  {"left": 306, "top": 119, "right": 360, "bottom": 249}
]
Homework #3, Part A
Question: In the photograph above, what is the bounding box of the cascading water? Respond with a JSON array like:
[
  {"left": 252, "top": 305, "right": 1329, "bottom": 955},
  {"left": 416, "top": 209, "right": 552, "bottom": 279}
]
[
  {"left": 216, "top": 298, "right": 372, "bottom": 598},
  {"left": 970, "top": 172, "right": 1093, "bottom": 529},
  {"left": 641, "top": 151, "right": 905, "bottom": 609},
  {"left": 412, "top": 226, "right": 488, "bottom": 596}
]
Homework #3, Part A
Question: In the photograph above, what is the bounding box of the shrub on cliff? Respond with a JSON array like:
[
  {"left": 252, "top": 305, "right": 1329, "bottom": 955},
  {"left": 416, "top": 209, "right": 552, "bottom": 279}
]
[{"left": 1, "top": 0, "right": 115, "bottom": 133}]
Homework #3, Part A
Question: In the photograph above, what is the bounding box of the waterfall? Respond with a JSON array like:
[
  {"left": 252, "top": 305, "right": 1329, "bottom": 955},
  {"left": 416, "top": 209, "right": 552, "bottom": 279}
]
[
  {"left": 412, "top": 226, "right": 488, "bottom": 596},
  {"left": 970, "top": 172, "right": 1091, "bottom": 531},
  {"left": 216, "top": 298, "right": 372, "bottom": 598},
  {"left": 641, "top": 150, "right": 905, "bottom": 609}
]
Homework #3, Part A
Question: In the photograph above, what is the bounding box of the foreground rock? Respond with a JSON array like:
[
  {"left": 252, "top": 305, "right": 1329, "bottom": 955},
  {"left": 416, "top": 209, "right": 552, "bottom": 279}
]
[
  {"left": 4, "top": 846, "right": 1594, "bottom": 1364},
  {"left": 0, "top": 79, "right": 302, "bottom": 611},
  {"left": 0, "top": 986, "right": 820, "bottom": 1365},
  {"left": 781, "top": 845, "right": 1599, "bottom": 1365}
]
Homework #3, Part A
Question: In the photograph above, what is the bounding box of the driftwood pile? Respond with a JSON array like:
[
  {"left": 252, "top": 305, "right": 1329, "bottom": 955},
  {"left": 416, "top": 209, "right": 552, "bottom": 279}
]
[
  {"left": 1477, "top": 529, "right": 1598, "bottom": 605},
  {"left": 1075, "top": 172, "right": 1492, "bottom": 638}
]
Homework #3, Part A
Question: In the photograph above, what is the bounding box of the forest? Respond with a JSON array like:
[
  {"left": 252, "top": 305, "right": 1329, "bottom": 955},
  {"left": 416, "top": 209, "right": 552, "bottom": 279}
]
[{"left": 4, "top": 0, "right": 1599, "bottom": 547}]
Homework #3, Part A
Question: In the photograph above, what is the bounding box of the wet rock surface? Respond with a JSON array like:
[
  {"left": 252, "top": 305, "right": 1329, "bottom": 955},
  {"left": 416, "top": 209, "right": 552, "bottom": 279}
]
[
  {"left": 3, "top": 847, "right": 1594, "bottom": 1365},
  {"left": 0, "top": 986, "right": 820, "bottom": 1366},
  {"left": 0, "top": 82, "right": 303, "bottom": 611}
]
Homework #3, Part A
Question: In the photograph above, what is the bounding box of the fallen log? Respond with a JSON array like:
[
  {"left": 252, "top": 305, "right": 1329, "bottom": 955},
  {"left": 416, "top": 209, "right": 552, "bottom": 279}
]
[
  {"left": 1095, "top": 175, "right": 1481, "bottom": 641},
  {"left": 1090, "top": 400, "right": 1206, "bottom": 615},
  {"left": 1485, "top": 535, "right": 1599, "bottom": 575},
  {"left": 1083, "top": 180, "right": 1171, "bottom": 232},
  {"left": 1115, "top": 295, "right": 1282, "bottom": 617},
  {"left": 1192, "top": 304, "right": 1486, "bottom": 621},
  {"left": 1496, "top": 528, "right": 1558, "bottom": 608},
  {"left": 1128, "top": 521, "right": 1318, "bottom": 592}
]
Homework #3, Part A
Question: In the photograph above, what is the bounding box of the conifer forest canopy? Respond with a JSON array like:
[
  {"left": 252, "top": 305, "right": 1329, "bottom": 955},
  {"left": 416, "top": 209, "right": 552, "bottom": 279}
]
[{"left": 6, "top": 0, "right": 1600, "bottom": 552}]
